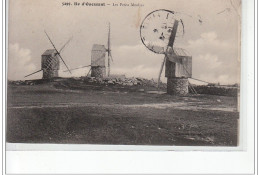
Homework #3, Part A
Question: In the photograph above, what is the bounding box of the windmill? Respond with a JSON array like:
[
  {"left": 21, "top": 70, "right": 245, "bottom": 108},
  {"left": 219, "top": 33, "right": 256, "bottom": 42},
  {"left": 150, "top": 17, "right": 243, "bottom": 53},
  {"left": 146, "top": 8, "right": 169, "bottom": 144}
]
[
  {"left": 64, "top": 23, "right": 113, "bottom": 78},
  {"left": 140, "top": 9, "right": 193, "bottom": 95},
  {"left": 24, "top": 31, "right": 72, "bottom": 79}
]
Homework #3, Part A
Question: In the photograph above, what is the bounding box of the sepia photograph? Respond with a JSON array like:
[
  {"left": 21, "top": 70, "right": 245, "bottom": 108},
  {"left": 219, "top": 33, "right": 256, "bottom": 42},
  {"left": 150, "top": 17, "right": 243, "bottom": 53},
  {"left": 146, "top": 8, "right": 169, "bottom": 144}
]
[{"left": 7, "top": 0, "right": 241, "bottom": 147}]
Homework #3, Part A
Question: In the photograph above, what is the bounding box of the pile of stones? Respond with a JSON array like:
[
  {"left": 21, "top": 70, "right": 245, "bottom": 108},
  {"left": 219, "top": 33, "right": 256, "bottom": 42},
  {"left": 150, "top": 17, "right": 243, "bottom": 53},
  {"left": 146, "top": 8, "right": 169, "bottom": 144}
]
[
  {"left": 8, "top": 80, "right": 35, "bottom": 86},
  {"left": 82, "top": 77, "right": 166, "bottom": 88}
]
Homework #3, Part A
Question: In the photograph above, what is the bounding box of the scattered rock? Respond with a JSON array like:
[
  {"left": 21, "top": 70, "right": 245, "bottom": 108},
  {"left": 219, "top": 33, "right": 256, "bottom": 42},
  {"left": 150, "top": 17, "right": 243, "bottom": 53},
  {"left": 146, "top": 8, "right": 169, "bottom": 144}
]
[
  {"left": 138, "top": 89, "right": 145, "bottom": 92},
  {"left": 108, "top": 80, "right": 114, "bottom": 84}
]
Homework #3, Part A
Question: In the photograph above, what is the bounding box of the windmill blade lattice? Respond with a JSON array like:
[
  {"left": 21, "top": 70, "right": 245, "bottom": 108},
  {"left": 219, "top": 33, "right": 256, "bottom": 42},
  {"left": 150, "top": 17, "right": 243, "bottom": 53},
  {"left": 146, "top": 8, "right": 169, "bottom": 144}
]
[{"left": 44, "top": 56, "right": 59, "bottom": 70}]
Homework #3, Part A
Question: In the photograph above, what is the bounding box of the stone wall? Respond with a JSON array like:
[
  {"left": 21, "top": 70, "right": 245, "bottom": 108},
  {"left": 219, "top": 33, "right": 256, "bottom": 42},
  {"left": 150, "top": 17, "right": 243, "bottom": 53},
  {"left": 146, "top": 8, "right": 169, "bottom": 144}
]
[
  {"left": 42, "top": 69, "right": 59, "bottom": 79},
  {"left": 167, "top": 78, "right": 189, "bottom": 95},
  {"left": 91, "top": 66, "right": 106, "bottom": 78},
  {"left": 192, "top": 85, "right": 238, "bottom": 97}
]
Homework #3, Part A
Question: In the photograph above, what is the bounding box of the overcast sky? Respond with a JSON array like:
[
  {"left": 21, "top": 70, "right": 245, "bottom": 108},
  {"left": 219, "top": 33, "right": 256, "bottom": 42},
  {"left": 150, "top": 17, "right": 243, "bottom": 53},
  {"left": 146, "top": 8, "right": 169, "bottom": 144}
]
[{"left": 8, "top": 0, "right": 241, "bottom": 84}]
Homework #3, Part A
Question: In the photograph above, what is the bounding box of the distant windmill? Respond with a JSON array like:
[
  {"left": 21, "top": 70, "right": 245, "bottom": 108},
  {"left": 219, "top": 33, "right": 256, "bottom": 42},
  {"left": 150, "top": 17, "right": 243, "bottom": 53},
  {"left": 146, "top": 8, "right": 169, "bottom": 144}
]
[
  {"left": 65, "top": 23, "right": 113, "bottom": 78},
  {"left": 24, "top": 31, "right": 72, "bottom": 79}
]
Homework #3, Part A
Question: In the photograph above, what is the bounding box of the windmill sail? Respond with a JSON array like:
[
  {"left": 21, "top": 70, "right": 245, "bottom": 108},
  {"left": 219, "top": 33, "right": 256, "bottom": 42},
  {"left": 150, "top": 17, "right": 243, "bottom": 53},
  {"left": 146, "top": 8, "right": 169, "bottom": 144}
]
[
  {"left": 86, "top": 67, "right": 92, "bottom": 77},
  {"left": 168, "top": 20, "right": 179, "bottom": 47},
  {"left": 157, "top": 57, "right": 166, "bottom": 87},
  {"left": 157, "top": 20, "right": 179, "bottom": 89},
  {"left": 109, "top": 51, "right": 113, "bottom": 62},
  {"left": 59, "top": 36, "right": 73, "bottom": 53},
  {"left": 24, "top": 69, "right": 42, "bottom": 78},
  {"left": 44, "top": 30, "right": 72, "bottom": 74},
  {"left": 63, "top": 65, "right": 91, "bottom": 72},
  {"left": 107, "top": 22, "right": 111, "bottom": 77}
]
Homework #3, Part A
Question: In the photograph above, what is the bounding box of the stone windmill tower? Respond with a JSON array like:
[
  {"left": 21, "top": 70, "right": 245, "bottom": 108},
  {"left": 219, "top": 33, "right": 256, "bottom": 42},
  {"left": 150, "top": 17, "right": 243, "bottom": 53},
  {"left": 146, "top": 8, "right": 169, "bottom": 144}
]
[
  {"left": 25, "top": 31, "right": 72, "bottom": 79},
  {"left": 90, "top": 44, "right": 107, "bottom": 78},
  {"left": 91, "top": 23, "right": 113, "bottom": 78},
  {"left": 164, "top": 47, "right": 192, "bottom": 95},
  {"left": 41, "top": 49, "right": 60, "bottom": 79}
]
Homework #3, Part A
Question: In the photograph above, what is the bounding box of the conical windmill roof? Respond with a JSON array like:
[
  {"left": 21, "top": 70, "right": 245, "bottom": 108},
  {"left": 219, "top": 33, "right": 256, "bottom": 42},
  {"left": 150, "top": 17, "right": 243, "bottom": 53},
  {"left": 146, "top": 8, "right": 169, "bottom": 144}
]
[
  {"left": 172, "top": 48, "right": 191, "bottom": 57},
  {"left": 92, "top": 44, "right": 106, "bottom": 51},
  {"left": 42, "top": 49, "right": 57, "bottom": 56}
]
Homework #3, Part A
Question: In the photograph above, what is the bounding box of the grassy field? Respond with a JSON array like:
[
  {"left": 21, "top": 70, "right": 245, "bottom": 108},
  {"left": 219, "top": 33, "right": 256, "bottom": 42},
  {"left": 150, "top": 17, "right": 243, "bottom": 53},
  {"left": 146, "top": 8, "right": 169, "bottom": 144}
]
[{"left": 7, "top": 78, "right": 239, "bottom": 146}]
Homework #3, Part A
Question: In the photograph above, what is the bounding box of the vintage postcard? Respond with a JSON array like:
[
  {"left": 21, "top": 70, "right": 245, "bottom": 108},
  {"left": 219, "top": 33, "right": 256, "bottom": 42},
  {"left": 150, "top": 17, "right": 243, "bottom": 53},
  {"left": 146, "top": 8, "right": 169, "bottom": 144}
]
[{"left": 6, "top": 0, "right": 241, "bottom": 149}]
